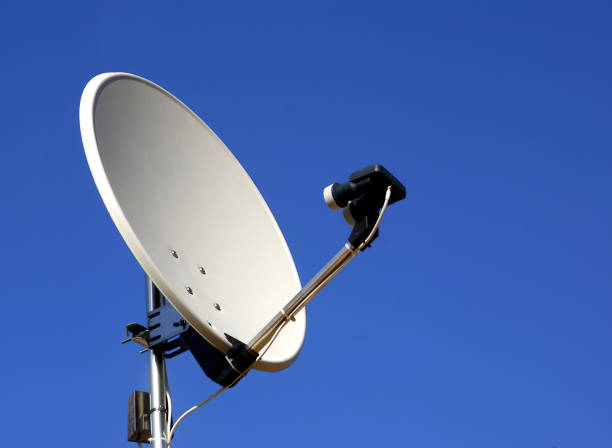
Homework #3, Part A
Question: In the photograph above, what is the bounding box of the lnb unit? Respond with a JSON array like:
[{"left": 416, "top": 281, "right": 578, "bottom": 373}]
[
  {"left": 324, "top": 164, "right": 406, "bottom": 248},
  {"left": 324, "top": 163, "right": 406, "bottom": 213}
]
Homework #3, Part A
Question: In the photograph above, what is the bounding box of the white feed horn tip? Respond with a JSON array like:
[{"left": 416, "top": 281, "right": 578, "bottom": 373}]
[{"left": 323, "top": 184, "right": 341, "bottom": 210}]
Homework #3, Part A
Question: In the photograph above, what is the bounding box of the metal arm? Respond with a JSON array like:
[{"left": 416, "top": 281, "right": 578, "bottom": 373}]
[
  {"left": 248, "top": 243, "right": 358, "bottom": 353},
  {"left": 248, "top": 184, "right": 396, "bottom": 354}
]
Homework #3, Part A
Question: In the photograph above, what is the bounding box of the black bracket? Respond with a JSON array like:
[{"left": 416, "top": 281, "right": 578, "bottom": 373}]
[
  {"left": 147, "top": 303, "right": 188, "bottom": 349},
  {"left": 340, "top": 164, "right": 406, "bottom": 250},
  {"left": 348, "top": 212, "right": 380, "bottom": 249},
  {"left": 122, "top": 301, "right": 189, "bottom": 358},
  {"left": 123, "top": 300, "right": 257, "bottom": 387},
  {"left": 147, "top": 301, "right": 189, "bottom": 358}
]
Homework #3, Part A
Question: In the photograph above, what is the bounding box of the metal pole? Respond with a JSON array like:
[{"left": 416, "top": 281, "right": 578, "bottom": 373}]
[
  {"left": 249, "top": 243, "right": 358, "bottom": 352},
  {"left": 146, "top": 276, "right": 169, "bottom": 448}
]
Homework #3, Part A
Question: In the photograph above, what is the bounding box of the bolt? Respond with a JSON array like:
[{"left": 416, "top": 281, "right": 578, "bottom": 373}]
[
  {"left": 170, "top": 250, "right": 178, "bottom": 259},
  {"left": 213, "top": 303, "right": 221, "bottom": 311},
  {"left": 186, "top": 286, "right": 193, "bottom": 295},
  {"left": 199, "top": 266, "right": 206, "bottom": 275}
]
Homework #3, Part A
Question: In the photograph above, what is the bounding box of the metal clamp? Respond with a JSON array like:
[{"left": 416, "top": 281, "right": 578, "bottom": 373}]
[{"left": 147, "top": 302, "right": 189, "bottom": 349}]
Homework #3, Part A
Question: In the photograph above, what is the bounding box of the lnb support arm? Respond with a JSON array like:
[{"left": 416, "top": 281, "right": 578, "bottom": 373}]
[
  {"left": 204, "top": 164, "right": 406, "bottom": 386},
  {"left": 248, "top": 243, "right": 358, "bottom": 353},
  {"left": 248, "top": 164, "right": 406, "bottom": 354}
]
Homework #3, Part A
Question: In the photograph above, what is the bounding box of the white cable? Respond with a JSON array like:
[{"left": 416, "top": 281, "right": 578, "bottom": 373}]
[
  {"left": 164, "top": 374, "right": 172, "bottom": 439},
  {"left": 358, "top": 185, "right": 392, "bottom": 251},
  {"left": 166, "top": 391, "right": 172, "bottom": 435},
  {"left": 167, "top": 319, "right": 290, "bottom": 446}
]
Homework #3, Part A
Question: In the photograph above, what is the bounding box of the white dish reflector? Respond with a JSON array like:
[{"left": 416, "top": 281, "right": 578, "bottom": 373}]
[{"left": 80, "top": 73, "right": 305, "bottom": 370}]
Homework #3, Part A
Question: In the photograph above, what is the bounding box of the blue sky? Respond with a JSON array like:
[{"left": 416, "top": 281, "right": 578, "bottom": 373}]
[{"left": 1, "top": 1, "right": 611, "bottom": 447}]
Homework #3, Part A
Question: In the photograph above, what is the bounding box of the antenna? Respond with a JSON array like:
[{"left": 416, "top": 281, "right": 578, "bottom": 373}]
[{"left": 80, "top": 73, "right": 406, "bottom": 447}]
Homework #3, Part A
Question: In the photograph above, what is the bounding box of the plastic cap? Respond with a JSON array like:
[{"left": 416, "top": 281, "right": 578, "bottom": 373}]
[{"left": 323, "top": 184, "right": 341, "bottom": 210}]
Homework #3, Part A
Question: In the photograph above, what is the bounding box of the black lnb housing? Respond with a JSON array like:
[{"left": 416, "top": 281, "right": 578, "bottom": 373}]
[
  {"left": 324, "top": 164, "right": 406, "bottom": 249},
  {"left": 324, "top": 164, "right": 406, "bottom": 211}
]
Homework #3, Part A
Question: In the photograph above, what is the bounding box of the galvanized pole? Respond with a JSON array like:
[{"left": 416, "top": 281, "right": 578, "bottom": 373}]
[{"left": 146, "top": 276, "right": 169, "bottom": 448}]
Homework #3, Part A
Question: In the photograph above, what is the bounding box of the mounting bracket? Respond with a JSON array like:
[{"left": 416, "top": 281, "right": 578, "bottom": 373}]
[
  {"left": 122, "top": 300, "right": 190, "bottom": 358},
  {"left": 147, "top": 301, "right": 189, "bottom": 353}
]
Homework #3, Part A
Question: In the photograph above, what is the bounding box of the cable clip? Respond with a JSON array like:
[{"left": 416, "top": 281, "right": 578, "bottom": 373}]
[
  {"left": 147, "top": 405, "right": 167, "bottom": 415},
  {"left": 280, "top": 309, "right": 296, "bottom": 322}
]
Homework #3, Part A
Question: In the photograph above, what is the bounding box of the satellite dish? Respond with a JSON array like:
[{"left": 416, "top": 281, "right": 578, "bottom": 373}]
[
  {"left": 80, "top": 72, "right": 406, "bottom": 448},
  {"left": 80, "top": 72, "right": 305, "bottom": 370}
]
